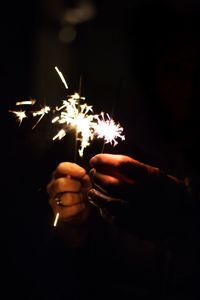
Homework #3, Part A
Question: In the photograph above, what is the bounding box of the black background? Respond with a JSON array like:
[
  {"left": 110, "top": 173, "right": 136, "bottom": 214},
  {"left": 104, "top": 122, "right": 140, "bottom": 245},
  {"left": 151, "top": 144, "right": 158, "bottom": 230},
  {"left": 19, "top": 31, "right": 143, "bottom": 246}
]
[{"left": 0, "top": 0, "right": 200, "bottom": 298}]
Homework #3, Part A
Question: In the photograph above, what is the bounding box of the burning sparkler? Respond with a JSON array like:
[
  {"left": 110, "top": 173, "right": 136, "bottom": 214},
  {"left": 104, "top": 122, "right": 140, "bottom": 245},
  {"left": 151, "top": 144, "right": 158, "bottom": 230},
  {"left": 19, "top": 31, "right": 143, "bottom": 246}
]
[
  {"left": 7, "top": 66, "right": 125, "bottom": 227},
  {"left": 52, "top": 95, "right": 98, "bottom": 157}
]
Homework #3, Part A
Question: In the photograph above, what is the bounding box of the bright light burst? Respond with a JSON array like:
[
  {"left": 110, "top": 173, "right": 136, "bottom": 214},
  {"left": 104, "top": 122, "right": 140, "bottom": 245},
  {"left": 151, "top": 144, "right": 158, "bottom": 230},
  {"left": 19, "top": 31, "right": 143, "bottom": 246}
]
[
  {"left": 52, "top": 93, "right": 98, "bottom": 157},
  {"left": 8, "top": 67, "right": 125, "bottom": 157},
  {"left": 94, "top": 112, "right": 125, "bottom": 146},
  {"left": 8, "top": 66, "right": 126, "bottom": 228},
  {"left": 9, "top": 110, "right": 27, "bottom": 126}
]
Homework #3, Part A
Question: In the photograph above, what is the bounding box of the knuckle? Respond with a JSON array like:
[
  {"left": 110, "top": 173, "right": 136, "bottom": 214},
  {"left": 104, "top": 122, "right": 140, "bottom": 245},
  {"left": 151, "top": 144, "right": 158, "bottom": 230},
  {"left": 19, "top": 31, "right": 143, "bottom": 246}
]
[
  {"left": 59, "top": 203, "right": 85, "bottom": 219},
  {"left": 57, "top": 177, "right": 65, "bottom": 191},
  {"left": 61, "top": 193, "right": 81, "bottom": 206}
]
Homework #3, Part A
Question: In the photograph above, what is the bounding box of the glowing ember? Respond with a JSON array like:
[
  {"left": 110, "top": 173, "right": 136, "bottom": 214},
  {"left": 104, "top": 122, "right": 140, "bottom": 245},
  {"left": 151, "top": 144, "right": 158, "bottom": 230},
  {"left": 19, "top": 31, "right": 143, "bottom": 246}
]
[
  {"left": 94, "top": 112, "right": 125, "bottom": 146},
  {"left": 55, "top": 66, "right": 68, "bottom": 90},
  {"left": 16, "top": 99, "right": 36, "bottom": 106},
  {"left": 53, "top": 212, "right": 59, "bottom": 227},
  {"left": 32, "top": 106, "right": 51, "bottom": 129},
  {"left": 9, "top": 110, "right": 27, "bottom": 125},
  {"left": 52, "top": 129, "right": 66, "bottom": 141}
]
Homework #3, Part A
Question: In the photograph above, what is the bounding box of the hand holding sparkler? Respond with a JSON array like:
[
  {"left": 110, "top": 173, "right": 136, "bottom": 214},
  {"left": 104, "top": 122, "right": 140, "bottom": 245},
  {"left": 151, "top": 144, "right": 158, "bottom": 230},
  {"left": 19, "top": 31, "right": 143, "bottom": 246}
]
[
  {"left": 47, "top": 162, "right": 91, "bottom": 228},
  {"left": 88, "top": 153, "right": 187, "bottom": 236},
  {"left": 8, "top": 67, "right": 126, "bottom": 229}
]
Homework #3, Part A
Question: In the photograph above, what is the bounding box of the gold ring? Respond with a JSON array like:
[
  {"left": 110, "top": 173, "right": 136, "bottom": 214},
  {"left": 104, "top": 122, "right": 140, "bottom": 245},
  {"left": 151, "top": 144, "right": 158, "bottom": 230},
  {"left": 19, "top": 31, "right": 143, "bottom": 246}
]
[{"left": 54, "top": 195, "right": 63, "bottom": 206}]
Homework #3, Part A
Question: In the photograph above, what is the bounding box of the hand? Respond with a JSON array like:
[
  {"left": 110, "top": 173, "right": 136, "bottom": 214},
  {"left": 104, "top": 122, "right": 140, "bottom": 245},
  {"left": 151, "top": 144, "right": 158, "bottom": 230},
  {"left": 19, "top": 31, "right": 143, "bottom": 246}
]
[
  {"left": 89, "top": 153, "right": 160, "bottom": 201},
  {"left": 88, "top": 153, "right": 185, "bottom": 236},
  {"left": 47, "top": 162, "right": 92, "bottom": 225}
]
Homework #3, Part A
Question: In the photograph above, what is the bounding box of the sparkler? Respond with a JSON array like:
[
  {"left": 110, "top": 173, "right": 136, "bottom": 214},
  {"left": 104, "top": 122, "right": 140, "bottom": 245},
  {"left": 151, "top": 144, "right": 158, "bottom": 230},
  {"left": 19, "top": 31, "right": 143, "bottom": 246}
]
[
  {"left": 52, "top": 95, "right": 97, "bottom": 157},
  {"left": 7, "top": 66, "right": 125, "bottom": 227}
]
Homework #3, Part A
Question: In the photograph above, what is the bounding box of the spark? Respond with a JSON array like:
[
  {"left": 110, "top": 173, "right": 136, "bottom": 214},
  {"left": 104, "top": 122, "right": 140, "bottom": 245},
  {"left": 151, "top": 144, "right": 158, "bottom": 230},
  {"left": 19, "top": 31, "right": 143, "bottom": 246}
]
[
  {"left": 52, "top": 94, "right": 97, "bottom": 156},
  {"left": 16, "top": 99, "right": 36, "bottom": 106},
  {"left": 55, "top": 66, "right": 68, "bottom": 89},
  {"left": 52, "top": 129, "right": 66, "bottom": 140},
  {"left": 7, "top": 66, "right": 126, "bottom": 230},
  {"left": 9, "top": 110, "right": 27, "bottom": 126},
  {"left": 32, "top": 106, "right": 51, "bottom": 117},
  {"left": 53, "top": 213, "right": 60, "bottom": 227},
  {"left": 52, "top": 116, "right": 60, "bottom": 123},
  {"left": 32, "top": 106, "right": 51, "bottom": 129},
  {"left": 69, "top": 92, "right": 85, "bottom": 101},
  {"left": 94, "top": 112, "right": 125, "bottom": 146}
]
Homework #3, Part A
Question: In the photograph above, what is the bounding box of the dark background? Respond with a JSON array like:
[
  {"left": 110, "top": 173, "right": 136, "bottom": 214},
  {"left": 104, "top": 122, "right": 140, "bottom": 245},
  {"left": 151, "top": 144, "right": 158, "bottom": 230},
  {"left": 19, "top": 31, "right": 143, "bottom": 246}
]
[{"left": 0, "top": 0, "right": 200, "bottom": 298}]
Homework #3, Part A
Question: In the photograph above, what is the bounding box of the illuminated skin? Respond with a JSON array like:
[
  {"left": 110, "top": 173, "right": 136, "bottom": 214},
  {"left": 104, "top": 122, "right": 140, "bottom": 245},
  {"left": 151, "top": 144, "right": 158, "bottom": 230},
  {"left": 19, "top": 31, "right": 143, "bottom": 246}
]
[
  {"left": 47, "top": 162, "right": 91, "bottom": 225},
  {"left": 46, "top": 153, "right": 188, "bottom": 246},
  {"left": 47, "top": 154, "right": 171, "bottom": 222},
  {"left": 88, "top": 153, "right": 160, "bottom": 203},
  {"left": 89, "top": 153, "right": 183, "bottom": 197},
  {"left": 87, "top": 153, "right": 186, "bottom": 234}
]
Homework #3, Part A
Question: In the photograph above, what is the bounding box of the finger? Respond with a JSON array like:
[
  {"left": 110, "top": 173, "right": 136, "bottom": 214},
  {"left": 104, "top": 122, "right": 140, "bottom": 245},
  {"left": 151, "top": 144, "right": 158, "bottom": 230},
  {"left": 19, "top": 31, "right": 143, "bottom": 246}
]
[
  {"left": 89, "top": 154, "right": 136, "bottom": 181},
  {"left": 51, "top": 201, "right": 88, "bottom": 221},
  {"left": 90, "top": 154, "right": 132, "bottom": 168},
  {"left": 81, "top": 173, "right": 92, "bottom": 189},
  {"left": 89, "top": 168, "right": 136, "bottom": 190},
  {"left": 88, "top": 189, "right": 128, "bottom": 218},
  {"left": 90, "top": 168, "right": 121, "bottom": 187},
  {"left": 88, "top": 188, "right": 127, "bottom": 206},
  {"left": 56, "top": 192, "right": 84, "bottom": 207},
  {"left": 53, "top": 162, "right": 86, "bottom": 179},
  {"left": 90, "top": 154, "right": 151, "bottom": 182},
  {"left": 47, "top": 177, "right": 81, "bottom": 198}
]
